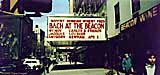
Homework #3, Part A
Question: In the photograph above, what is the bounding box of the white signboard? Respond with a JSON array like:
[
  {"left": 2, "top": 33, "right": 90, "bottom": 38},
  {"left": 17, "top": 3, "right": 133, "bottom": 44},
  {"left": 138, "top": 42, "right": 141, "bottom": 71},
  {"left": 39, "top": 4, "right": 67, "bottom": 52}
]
[{"left": 47, "top": 16, "right": 106, "bottom": 41}]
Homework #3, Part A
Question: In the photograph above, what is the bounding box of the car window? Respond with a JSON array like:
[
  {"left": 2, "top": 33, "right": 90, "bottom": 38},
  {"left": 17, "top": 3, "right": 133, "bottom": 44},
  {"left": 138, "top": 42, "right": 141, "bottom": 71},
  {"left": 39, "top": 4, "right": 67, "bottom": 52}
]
[
  {"left": 25, "top": 61, "right": 32, "bottom": 63},
  {"left": 32, "top": 61, "right": 37, "bottom": 63}
]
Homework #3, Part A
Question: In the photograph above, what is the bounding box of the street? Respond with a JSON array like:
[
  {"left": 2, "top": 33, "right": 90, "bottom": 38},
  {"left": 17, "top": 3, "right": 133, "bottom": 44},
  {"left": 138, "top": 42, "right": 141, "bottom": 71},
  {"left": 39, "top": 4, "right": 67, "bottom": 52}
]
[
  {"left": 42, "top": 62, "right": 130, "bottom": 75},
  {"left": 0, "top": 0, "right": 159, "bottom": 75}
]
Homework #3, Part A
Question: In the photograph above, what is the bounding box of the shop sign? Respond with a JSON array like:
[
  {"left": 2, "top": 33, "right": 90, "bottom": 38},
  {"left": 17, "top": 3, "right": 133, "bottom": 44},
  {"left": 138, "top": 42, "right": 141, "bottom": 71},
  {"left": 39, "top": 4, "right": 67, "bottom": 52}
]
[{"left": 121, "top": 3, "right": 160, "bottom": 31}]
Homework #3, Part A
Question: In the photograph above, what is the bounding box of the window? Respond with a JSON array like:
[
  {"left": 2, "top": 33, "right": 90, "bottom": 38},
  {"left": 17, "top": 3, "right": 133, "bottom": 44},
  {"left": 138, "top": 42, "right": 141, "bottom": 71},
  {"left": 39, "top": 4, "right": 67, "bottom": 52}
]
[
  {"left": 114, "top": 2, "right": 120, "bottom": 29},
  {"left": 132, "top": 0, "right": 140, "bottom": 16},
  {"left": 25, "top": 61, "right": 32, "bottom": 63},
  {"left": 32, "top": 61, "right": 37, "bottom": 63}
]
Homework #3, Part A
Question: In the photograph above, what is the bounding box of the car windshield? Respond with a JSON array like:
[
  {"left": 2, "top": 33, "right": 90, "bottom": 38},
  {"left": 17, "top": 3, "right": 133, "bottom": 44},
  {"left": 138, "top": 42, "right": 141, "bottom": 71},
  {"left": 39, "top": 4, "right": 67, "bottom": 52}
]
[
  {"left": 25, "top": 61, "right": 32, "bottom": 63},
  {"left": 25, "top": 61, "right": 37, "bottom": 63},
  {"left": 32, "top": 61, "right": 37, "bottom": 63}
]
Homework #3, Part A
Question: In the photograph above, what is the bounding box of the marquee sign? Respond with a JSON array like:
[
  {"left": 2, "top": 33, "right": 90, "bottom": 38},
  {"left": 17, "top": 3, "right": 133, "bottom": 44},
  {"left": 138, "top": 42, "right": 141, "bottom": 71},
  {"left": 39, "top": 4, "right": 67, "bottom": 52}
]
[{"left": 47, "top": 16, "right": 106, "bottom": 41}]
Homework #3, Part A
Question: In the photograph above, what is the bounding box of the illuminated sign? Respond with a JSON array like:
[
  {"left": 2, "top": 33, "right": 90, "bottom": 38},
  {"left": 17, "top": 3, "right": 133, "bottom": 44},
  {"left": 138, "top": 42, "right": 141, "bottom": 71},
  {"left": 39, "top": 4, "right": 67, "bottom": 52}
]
[
  {"left": 47, "top": 17, "right": 106, "bottom": 41},
  {"left": 121, "top": 3, "right": 160, "bottom": 31}
]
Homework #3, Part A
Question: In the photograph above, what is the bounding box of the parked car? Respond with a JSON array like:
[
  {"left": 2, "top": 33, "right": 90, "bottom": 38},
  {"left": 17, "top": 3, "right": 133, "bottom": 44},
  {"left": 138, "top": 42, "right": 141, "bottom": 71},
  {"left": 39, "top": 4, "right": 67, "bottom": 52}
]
[
  {"left": 15, "top": 64, "right": 31, "bottom": 72},
  {"left": 0, "top": 64, "right": 28, "bottom": 75},
  {"left": 23, "top": 58, "right": 42, "bottom": 70},
  {"left": 0, "top": 64, "right": 16, "bottom": 72}
]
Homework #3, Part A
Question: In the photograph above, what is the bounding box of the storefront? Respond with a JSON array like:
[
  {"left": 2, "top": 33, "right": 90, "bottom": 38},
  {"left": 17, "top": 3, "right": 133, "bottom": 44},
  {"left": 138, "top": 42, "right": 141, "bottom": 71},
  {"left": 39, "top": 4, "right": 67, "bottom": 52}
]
[{"left": 120, "top": 3, "right": 160, "bottom": 74}]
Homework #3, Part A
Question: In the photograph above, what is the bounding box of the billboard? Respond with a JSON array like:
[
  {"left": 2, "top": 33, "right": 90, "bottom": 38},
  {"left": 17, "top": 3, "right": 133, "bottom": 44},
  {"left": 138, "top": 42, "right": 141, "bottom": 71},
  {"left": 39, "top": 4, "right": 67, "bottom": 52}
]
[{"left": 47, "top": 16, "right": 106, "bottom": 41}]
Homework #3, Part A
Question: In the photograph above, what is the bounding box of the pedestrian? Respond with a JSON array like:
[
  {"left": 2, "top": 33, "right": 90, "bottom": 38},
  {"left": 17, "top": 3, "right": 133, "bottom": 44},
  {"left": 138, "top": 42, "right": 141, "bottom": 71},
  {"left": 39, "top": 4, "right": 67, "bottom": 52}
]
[
  {"left": 144, "top": 54, "right": 156, "bottom": 75},
  {"left": 46, "top": 63, "right": 49, "bottom": 73},
  {"left": 122, "top": 53, "right": 134, "bottom": 75},
  {"left": 73, "top": 53, "right": 78, "bottom": 65},
  {"left": 43, "top": 57, "right": 50, "bottom": 73},
  {"left": 104, "top": 53, "right": 108, "bottom": 69},
  {"left": 68, "top": 54, "right": 72, "bottom": 64},
  {"left": 116, "top": 54, "right": 122, "bottom": 75},
  {"left": 59, "top": 56, "right": 63, "bottom": 64}
]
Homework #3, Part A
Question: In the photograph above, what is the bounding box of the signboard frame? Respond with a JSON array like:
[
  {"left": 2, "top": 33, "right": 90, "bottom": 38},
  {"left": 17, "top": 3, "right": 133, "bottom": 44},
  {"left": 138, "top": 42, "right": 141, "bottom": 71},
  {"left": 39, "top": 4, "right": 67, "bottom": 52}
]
[{"left": 47, "top": 16, "right": 107, "bottom": 41}]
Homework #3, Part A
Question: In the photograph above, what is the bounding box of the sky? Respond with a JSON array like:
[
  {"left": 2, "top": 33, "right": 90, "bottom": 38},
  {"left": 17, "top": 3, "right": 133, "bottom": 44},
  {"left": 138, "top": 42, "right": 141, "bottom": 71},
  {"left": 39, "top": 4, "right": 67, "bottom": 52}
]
[{"left": 31, "top": 0, "right": 69, "bottom": 36}]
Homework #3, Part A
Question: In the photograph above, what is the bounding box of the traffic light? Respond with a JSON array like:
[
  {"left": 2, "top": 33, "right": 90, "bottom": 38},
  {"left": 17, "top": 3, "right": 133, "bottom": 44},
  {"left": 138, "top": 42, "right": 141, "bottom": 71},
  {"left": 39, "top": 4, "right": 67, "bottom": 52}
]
[{"left": 22, "top": 0, "right": 52, "bottom": 13}]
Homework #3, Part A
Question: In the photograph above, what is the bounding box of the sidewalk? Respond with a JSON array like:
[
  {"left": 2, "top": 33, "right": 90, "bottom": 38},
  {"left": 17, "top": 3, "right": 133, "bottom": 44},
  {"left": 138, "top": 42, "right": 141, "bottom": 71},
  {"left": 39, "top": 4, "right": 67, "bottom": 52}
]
[
  {"left": 54, "top": 62, "right": 133, "bottom": 75},
  {"left": 54, "top": 62, "right": 132, "bottom": 75},
  {"left": 104, "top": 69, "right": 134, "bottom": 75},
  {"left": 46, "top": 67, "right": 130, "bottom": 75},
  {"left": 43, "top": 62, "right": 133, "bottom": 75},
  {"left": 47, "top": 68, "right": 107, "bottom": 75}
]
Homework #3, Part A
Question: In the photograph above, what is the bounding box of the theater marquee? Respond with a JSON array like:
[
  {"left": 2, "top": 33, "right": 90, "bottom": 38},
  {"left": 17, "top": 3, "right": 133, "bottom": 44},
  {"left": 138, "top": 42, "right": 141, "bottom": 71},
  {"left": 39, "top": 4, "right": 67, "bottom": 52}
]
[{"left": 47, "top": 16, "right": 106, "bottom": 41}]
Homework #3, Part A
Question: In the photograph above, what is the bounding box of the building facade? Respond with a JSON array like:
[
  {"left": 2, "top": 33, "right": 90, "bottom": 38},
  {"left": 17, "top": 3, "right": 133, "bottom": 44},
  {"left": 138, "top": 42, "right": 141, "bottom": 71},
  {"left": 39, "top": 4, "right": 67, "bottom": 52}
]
[
  {"left": 107, "top": 0, "right": 160, "bottom": 74},
  {"left": 72, "top": 0, "right": 160, "bottom": 73},
  {"left": 70, "top": 0, "right": 107, "bottom": 67},
  {"left": 0, "top": 15, "right": 34, "bottom": 65},
  {"left": 73, "top": 0, "right": 106, "bottom": 16}
]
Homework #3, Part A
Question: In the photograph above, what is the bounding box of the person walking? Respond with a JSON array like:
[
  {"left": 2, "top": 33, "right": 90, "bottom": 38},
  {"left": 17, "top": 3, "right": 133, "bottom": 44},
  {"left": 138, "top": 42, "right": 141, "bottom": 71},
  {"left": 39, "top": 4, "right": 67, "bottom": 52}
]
[
  {"left": 144, "top": 54, "right": 156, "bottom": 75},
  {"left": 122, "top": 53, "right": 134, "bottom": 75},
  {"left": 68, "top": 54, "right": 72, "bottom": 64},
  {"left": 43, "top": 57, "right": 50, "bottom": 73},
  {"left": 73, "top": 53, "right": 78, "bottom": 65}
]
